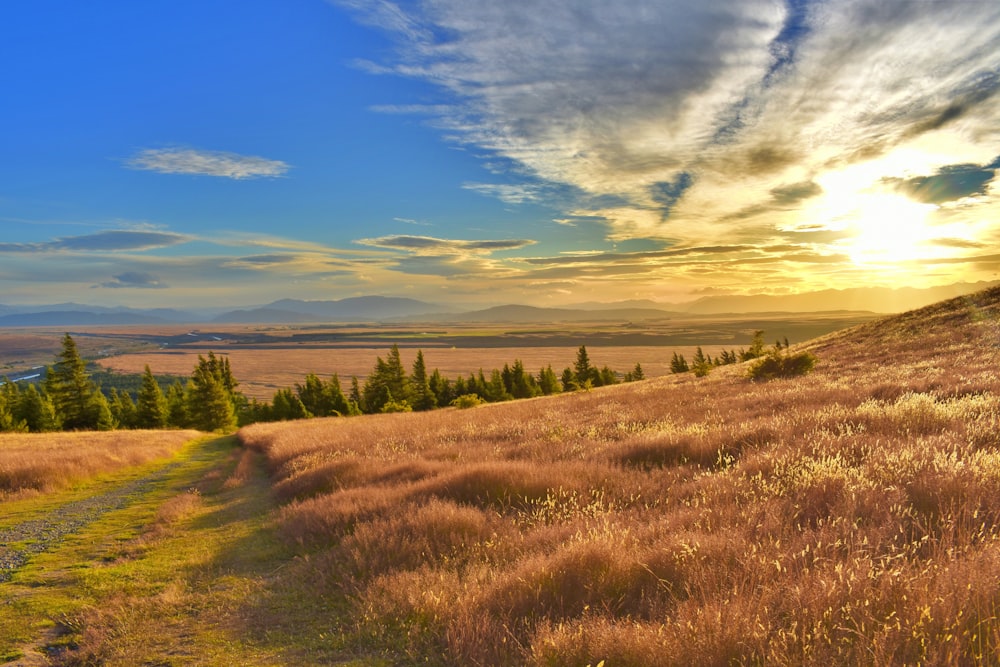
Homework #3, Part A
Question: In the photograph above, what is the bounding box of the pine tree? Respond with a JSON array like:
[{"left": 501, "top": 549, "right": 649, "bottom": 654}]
[
  {"left": 410, "top": 351, "right": 437, "bottom": 411},
  {"left": 625, "top": 362, "right": 645, "bottom": 382},
  {"left": 166, "top": 380, "right": 189, "bottom": 428},
  {"left": 326, "top": 374, "right": 351, "bottom": 416},
  {"left": 297, "top": 373, "right": 332, "bottom": 417},
  {"left": 0, "top": 381, "right": 27, "bottom": 432},
  {"left": 46, "top": 334, "right": 103, "bottom": 430},
  {"left": 108, "top": 388, "right": 138, "bottom": 429},
  {"left": 429, "top": 369, "right": 452, "bottom": 407},
  {"left": 538, "top": 365, "right": 561, "bottom": 395},
  {"left": 692, "top": 347, "right": 713, "bottom": 377},
  {"left": 136, "top": 365, "right": 168, "bottom": 429},
  {"left": 14, "top": 384, "right": 58, "bottom": 432},
  {"left": 574, "top": 345, "right": 594, "bottom": 386},
  {"left": 509, "top": 359, "right": 540, "bottom": 399},
  {"left": 187, "top": 362, "right": 236, "bottom": 432},
  {"left": 271, "top": 387, "right": 310, "bottom": 421},
  {"left": 363, "top": 345, "right": 410, "bottom": 413},
  {"left": 346, "top": 376, "right": 362, "bottom": 414},
  {"left": 670, "top": 352, "right": 689, "bottom": 374}
]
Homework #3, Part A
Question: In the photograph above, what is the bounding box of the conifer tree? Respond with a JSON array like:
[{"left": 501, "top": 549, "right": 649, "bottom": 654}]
[
  {"left": 561, "top": 367, "right": 576, "bottom": 392},
  {"left": 0, "top": 381, "right": 26, "bottom": 432},
  {"left": 14, "top": 384, "right": 58, "bottom": 432},
  {"left": 429, "top": 369, "right": 452, "bottom": 407},
  {"left": 509, "top": 359, "right": 540, "bottom": 399},
  {"left": 271, "top": 387, "right": 310, "bottom": 421},
  {"left": 670, "top": 352, "right": 689, "bottom": 373},
  {"left": 108, "top": 388, "right": 138, "bottom": 429},
  {"left": 574, "top": 345, "right": 594, "bottom": 386},
  {"left": 166, "top": 380, "right": 189, "bottom": 428},
  {"left": 136, "top": 365, "right": 168, "bottom": 429},
  {"left": 297, "top": 373, "right": 332, "bottom": 417},
  {"left": 45, "top": 334, "right": 104, "bottom": 430},
  {"left": 538, "top": 365, "right": 561, "bottom": 395},
  {"left": 187, "top": 361, "right": 236, "bottom": 431},
  {"left": 691, "top": 347, "right": 713, "bottom": 377},
  {"left": 327, "top": 374, "right": 351, "bottom": 416},
  {"left": 410, "top": 350, "right": 437, "bottom": 411},
  {"left": 362, "top": 345, "right": 410, "bottom": 413}
]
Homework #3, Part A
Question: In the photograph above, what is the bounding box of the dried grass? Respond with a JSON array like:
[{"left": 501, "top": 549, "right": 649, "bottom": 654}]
[
  {"left": 0, "top": 430, "right": 201, "bottom": 499},
  {"left": 239, "top": 286, "right": 1000, "bottom": 665}
]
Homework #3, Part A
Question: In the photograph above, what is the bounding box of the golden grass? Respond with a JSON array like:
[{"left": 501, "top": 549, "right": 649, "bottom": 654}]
[
  {"left": 238, "top": 287, "right": 1000, "bottom": 665},
  {"left": 0, "top": 430, "right": 201, "bottom": 499},
  {"left": 98, "top": 345, "right": 729, "bottom": 399}
]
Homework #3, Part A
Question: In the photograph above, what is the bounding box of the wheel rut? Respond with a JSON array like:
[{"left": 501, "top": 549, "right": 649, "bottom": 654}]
[{"left": 0, "top": 464, "right": 181, "bottom": 583}]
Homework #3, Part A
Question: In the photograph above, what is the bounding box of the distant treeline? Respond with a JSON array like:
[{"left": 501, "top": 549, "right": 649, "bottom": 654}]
[
  {"left": 0, "top": 335, "right": 646, "bottom": 432},
  {"left": 0, "top": 331, "right": 811, "bottom": 433}
]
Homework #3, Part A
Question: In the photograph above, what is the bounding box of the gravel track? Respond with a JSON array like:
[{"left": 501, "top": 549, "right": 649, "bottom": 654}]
[{"left": 0, "top": 463, "right": 179, "bottom": 583}]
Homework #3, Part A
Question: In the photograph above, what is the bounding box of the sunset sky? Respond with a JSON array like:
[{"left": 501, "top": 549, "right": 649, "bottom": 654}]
[{"left": 2, "top": 1, "right": 999, "bottom": 309}]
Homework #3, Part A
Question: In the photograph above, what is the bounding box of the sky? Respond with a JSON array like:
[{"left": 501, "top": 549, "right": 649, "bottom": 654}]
[{"left": 2, "top": 0, "right": 1000, "bottom": 310}]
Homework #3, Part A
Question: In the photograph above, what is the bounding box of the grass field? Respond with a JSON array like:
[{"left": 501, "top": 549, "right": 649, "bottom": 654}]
[
  {"left": 0, "top": 430, "right": 201, "bottom": 501},
  {"left": 2, "top": 291, "right": 998, "bottom": 664},
  {"left": 235, "top": 287, "right": 1000, "bottom": 665},
  {"left": 94, "top": 345, "right": 729, "bottom": 399}
]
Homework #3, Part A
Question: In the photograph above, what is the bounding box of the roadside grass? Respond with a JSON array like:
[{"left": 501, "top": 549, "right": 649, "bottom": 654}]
[
  {"left": 238, "top": 287, "right": 1000, "bottom": 665},
  {"left": 0, "top": 430, "right": 201, "bottom": 501},
  {"left": 2, "top": 436, "right": 389, "bottom": 666}
]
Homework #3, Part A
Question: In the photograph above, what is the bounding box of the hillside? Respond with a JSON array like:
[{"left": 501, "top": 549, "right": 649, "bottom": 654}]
[
  {"left": 8, "top": 287, "right": 1000, "bottom": 665},
  {"left": 226, "top": 285, "right": 1000, "bottom": 665}
]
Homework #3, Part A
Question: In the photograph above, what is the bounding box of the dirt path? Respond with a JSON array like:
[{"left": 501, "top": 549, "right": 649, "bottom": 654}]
[
  {"left": 0, "top": 437, "right": 247, "bottom": 667},
  {"left": 0, "top": 463, "right": 180, "bottom": 584}
]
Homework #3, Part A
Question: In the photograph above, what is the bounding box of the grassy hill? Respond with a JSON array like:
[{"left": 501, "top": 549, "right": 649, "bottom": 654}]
[
  {"left": 230, "top": 285, "right": 1000, "bottom": 665},
  {"left": 7, "top": 287, "right": 1000, "bottom": 665}
]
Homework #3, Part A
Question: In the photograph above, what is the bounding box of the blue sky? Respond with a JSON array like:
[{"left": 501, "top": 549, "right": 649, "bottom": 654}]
[{"left": 2, "top": 1, "right": 1000, "bottom": 309}]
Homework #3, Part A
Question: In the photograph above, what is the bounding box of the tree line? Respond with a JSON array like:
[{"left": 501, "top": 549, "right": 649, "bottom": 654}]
[
  {"left": 0, "top": 334, "right": 241, "bottom": 433},
  {"left": 0, "top": 335, "right": 645, "bottom": 432},
  {"left": 0, "top": 331, "right": 813, "bottom": 433}
]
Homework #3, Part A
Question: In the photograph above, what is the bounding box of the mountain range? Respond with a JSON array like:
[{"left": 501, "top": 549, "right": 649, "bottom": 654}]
[{"left": 0, "top": 282, "right": 995, "bottom": 327}]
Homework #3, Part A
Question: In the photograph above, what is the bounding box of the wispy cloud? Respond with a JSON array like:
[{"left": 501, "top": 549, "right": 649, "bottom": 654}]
[
  {"left": 0, "top": 230, "right": 191, "bottom": 253},
  {"left": 127, "top": 147, "right": 290, "bottom": 179},
  {"left": 356, "top": 235, "right": 536, "bottom": 255},
  {"left": 94, "top": 271, "right": 168, "bottom": 289}
]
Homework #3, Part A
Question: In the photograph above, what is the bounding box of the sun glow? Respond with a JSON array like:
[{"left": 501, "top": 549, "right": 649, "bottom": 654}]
[{"left": 840, "top": 193, "right": 939, "bottom": 265}]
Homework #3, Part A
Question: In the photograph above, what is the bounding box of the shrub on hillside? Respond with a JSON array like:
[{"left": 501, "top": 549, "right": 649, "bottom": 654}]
[
  {"left": 746, "top": 347, "right": 817, "bottom": 381},
  {"left": 451, "top": 393, "right": 486, "bottom": 409}
]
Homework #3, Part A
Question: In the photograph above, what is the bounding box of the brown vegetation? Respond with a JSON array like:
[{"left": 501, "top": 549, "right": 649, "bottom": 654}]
[
  {"left": 98, "top": 345, "right": 730, "bottom": 400},
  {"left": 0, "top": 430, "right": 200, "bottom": 499},
  {"left": 236, "top": 287, "right": 1000, "bottom": 665}
]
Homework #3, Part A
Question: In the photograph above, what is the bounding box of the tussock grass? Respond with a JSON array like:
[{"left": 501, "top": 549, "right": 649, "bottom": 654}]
[
  {"left": 0, "top": 430, "right": 201, "bottom": 499},
  {"left": 239, "top": 286, "right": 1000, "bottom": 665}
]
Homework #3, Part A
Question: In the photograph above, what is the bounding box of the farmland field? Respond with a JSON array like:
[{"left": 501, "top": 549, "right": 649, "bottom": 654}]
[{"left": 0, "top": 312, "right": 877, "bottom": 399}]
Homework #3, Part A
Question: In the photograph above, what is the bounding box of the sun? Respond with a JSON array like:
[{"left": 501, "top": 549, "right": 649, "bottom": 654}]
[{"left": 840, "top": 193, "right": 939, "bottom": 265}]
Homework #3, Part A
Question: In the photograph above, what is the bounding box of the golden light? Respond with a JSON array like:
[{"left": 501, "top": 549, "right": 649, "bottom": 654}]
[{"left": 840, "top": 193, "right": 939, "bottom": 265}]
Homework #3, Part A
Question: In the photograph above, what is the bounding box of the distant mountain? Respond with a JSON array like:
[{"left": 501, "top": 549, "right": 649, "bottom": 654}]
[
  {"left": 563, "top": 299, "right": 667, "bottom": 311},
  {"left": 213, "top": 296, "right": 447, "bottom": 323},
  {"left": 213, "top": 308, "right": 324, "bottom": 324},
  {"left": 424, "top": 304, "right": 679, "bottom": 324},
  {"left": 0, "top": 311, "right": 171, "bottom": 327}
]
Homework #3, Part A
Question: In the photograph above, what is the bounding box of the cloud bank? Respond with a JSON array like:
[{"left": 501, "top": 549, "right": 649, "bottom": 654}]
[{"left": 340, "top": 0, "right": 1000, "bottom": 262}]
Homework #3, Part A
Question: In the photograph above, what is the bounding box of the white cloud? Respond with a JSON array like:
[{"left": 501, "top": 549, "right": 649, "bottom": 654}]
[
  {"left": 338, "top": 0, "right": 1000, "bottom": 263},
  {"left": 127, "top": 148, "right": 290, "bottom": 179}
]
